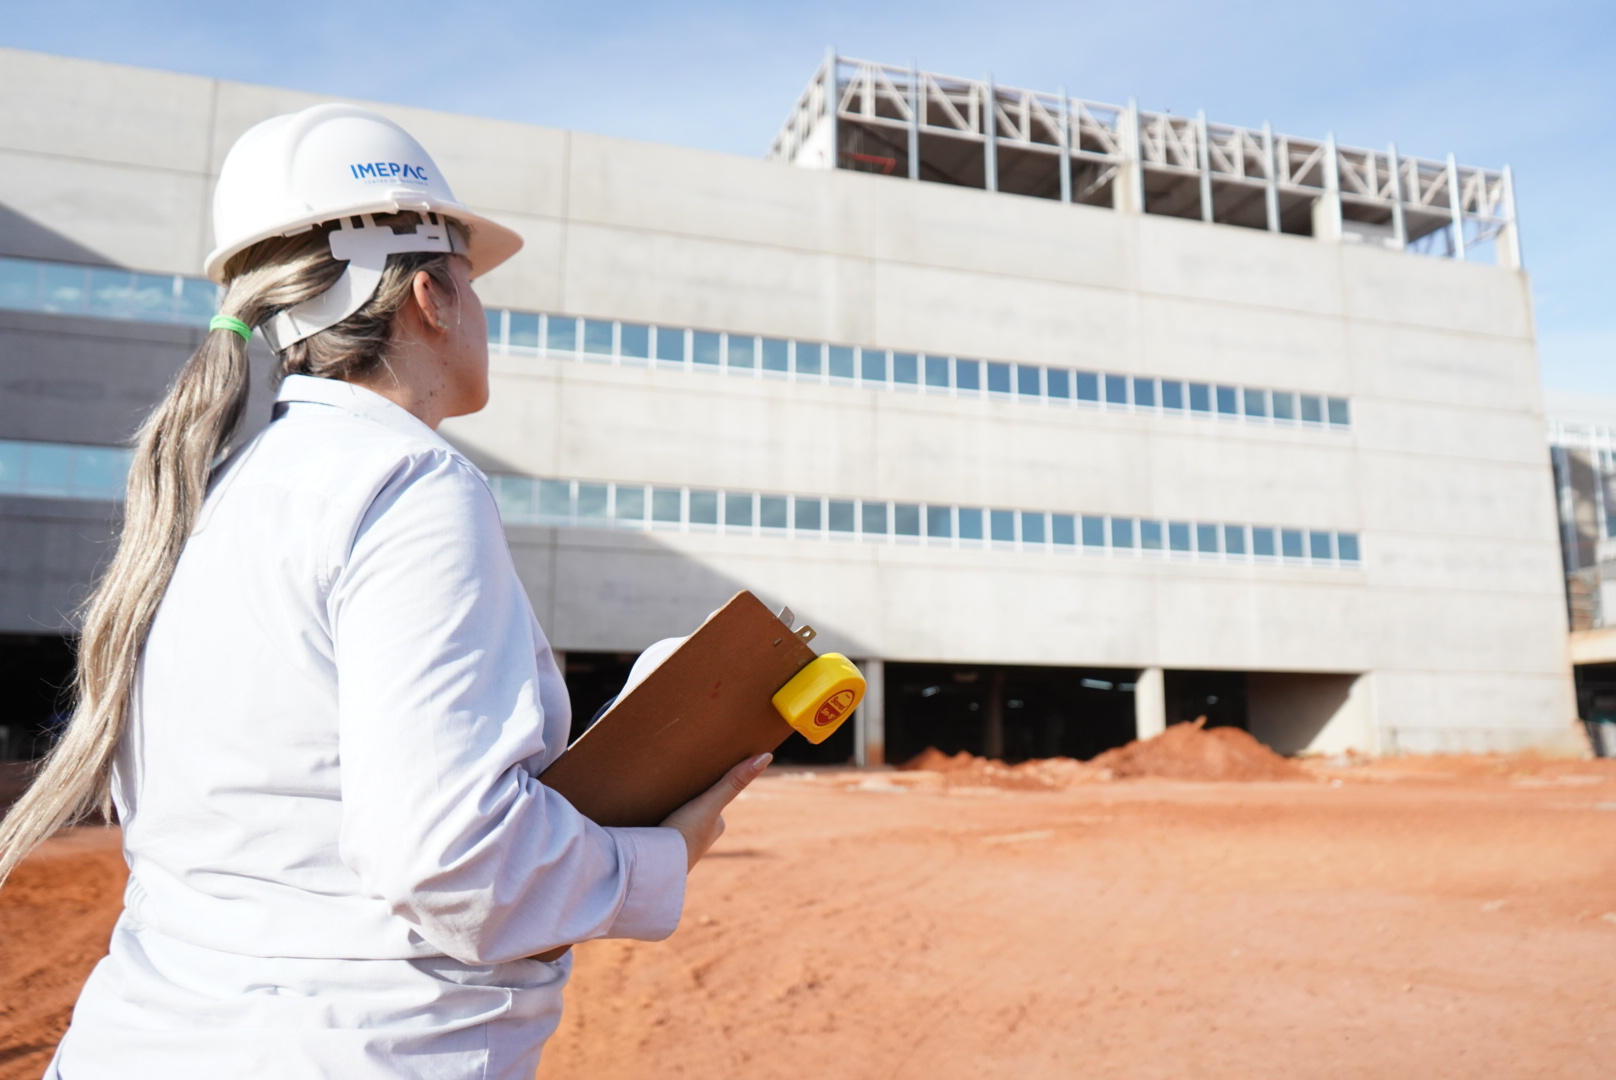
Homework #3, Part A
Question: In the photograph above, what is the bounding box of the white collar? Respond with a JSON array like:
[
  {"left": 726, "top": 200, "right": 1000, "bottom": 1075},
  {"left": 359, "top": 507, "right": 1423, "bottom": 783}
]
[{"left": 274, "top": 374, "right": 457, "bottom": 453}]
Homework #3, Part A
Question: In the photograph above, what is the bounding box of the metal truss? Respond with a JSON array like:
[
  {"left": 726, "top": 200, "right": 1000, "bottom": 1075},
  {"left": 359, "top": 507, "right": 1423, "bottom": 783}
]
[{"left": 768, "top": 53, "right": 1520, "bottom": 266}]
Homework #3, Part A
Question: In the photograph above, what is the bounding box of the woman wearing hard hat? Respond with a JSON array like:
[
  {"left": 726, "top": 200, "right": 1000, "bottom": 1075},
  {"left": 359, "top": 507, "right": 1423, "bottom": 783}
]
[{"left": 0, "top": 104, "right": 767, "bottom": 1079}]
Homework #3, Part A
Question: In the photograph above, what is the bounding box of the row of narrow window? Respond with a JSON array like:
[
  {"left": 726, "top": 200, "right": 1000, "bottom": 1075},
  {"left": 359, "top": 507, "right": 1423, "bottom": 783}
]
[
  {"left": 0, "top": 256, "right": 1352, "bottom": 431},
  {"left": 486, "top": 310, "right": 1353, "bottom": 426},
  {"left": 0, "top": 438, "right": 1361, "bottom": 566},
  {"left": 490, "top": 475, "right": 1362, "bottom": 566}
]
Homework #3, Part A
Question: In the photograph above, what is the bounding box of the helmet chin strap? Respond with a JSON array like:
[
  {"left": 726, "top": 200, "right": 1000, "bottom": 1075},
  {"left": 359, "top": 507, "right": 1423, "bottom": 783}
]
[{"left": 260, "top": 213, "right": 465, "bottom": 353}]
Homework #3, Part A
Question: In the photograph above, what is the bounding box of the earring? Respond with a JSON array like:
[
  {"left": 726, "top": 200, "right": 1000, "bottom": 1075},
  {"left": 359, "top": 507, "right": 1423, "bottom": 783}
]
[{"left": 436, "top": 320, "right": 448, "bottom": 330}]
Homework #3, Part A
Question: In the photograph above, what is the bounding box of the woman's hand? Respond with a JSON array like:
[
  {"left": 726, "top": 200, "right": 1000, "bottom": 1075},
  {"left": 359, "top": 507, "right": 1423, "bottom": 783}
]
[{"left": 661, "top": 753, "right": 772, "bottom": 871}]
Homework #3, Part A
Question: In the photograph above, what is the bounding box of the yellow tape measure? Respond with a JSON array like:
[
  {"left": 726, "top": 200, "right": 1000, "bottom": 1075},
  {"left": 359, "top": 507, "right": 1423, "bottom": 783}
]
[{"left": 771, "top": 653, "right": 866, "bottom": 744}]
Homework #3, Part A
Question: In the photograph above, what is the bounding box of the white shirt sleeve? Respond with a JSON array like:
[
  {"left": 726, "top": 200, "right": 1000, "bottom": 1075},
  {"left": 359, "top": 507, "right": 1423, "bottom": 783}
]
[{"left": 325, "top": 450, "right": 687, "bottom": 964}]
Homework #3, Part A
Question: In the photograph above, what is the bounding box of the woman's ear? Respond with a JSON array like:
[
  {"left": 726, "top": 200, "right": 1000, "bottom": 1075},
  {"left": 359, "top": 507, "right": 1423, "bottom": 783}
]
[{"left": 412, "top": 269, "right": 450, "bottom": 332}]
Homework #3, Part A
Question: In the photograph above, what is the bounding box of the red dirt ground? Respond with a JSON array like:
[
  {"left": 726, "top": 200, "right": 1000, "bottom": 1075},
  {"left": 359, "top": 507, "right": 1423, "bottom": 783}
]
[{"left": 5, "top": 743, "right": 1616, "bottom": 1078}]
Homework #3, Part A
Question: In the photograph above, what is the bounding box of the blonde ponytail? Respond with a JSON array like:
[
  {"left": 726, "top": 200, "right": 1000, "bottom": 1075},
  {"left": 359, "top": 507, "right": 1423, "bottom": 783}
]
[{"left": 0, "top": 213, "right": 463, "bottom": 886}]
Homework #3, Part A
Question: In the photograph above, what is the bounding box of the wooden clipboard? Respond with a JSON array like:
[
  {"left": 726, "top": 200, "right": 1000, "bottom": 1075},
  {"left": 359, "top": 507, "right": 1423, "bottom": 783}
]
[{"left": 538, "top": 590, "right": 817, "bottom": 828}]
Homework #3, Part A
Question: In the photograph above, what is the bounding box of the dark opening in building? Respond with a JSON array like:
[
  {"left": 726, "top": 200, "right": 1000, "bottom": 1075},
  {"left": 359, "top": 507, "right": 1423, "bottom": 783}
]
[
  {"left": 1163, "top": 669, "right": 1248, "bottom": 731},
  {"left": 1573, "top": 662, "right": 1616, "bottom": 757},
  {"left": 561, "top": 650, "right": 855, "bottom": 767},
  {"left": 885, "top": 662, "right": 1138, "bottom": 765},
  {"left": 0, "top": 633, "right": 77, "bottom": 761}
]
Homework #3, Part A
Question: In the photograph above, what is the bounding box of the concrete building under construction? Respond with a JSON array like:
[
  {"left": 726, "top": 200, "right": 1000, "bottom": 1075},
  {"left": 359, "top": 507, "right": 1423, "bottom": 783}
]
[{"left": 0, "top": 48, "right": 1581, "bottom": 768}]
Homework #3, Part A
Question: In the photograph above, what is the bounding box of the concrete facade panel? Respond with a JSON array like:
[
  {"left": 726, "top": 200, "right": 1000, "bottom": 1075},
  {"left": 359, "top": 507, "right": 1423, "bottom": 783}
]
[
  {"left": 1135, "top": 295, "right": 1350, "bottom": 391},
  {"left": 1340, "top": 244, "right": 1534, "bottom": 340},
  {"left": 0, "top": 150, "right": 209, "bottom": 273},
  {"left": 1349, "top": 322, "right": 1539, "bottom": 413},
  {"left": 0, "top": 47, "right": 213, "bottom": 172}
]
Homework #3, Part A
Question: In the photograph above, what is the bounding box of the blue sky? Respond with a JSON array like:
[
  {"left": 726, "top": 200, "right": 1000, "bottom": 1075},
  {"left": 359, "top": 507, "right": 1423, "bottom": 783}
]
[{"left": 4, "top": 0, "right": 1612, "bottom": 393}]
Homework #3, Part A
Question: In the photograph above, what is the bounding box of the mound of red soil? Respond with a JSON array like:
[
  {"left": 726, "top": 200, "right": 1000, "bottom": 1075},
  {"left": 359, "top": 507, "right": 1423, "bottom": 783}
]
[
  {"left": 898, "top": 748, "right": 1096, "bottom": 789},
  {"left": 1092, "top": 718, "right": 1307, "bottom": 781},
  {"left": 900, "top": 719, "right": 1307, "bottom": 786}
]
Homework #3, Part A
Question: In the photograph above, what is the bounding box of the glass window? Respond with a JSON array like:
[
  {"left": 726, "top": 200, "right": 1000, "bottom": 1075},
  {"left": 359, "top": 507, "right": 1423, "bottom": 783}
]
[
  {"left": 828, "top": 345, "right": 855, "bottom": 379},
  {"left": 795, "top": 497, "right": 823, "bottom": 531},
  {"left": 927, "top": 505, "right": 952, "bottom": 538},
  {"left": 862, "top": 501, "right": 889, "bottom": 535},
  {"left": 539, "top": 479, "right": 572, "bottom": 519},
  {"left": 74, "top": 447, "right": 128, "bottom": 499},
  {"left": 614, "top": 485, "right": 645, "bottom": 522},
  {"left": 620, "top": 323, "right": 650, "bottom": 359},
  {"left": 1021, "top": 511, "right": 1045, "bottom": 544},
  {"left": 1081, "top": 515, "right": 1105, "bottom": 547},
  {"left": 861, "top": 348, "right": 888, "bottom": 384},
  {"left": 1196, "top": 523, "right": 1220, "bottom": 553},
  {"left": 1076, "top": 372, "right": 1100, "bottom": 402},
  {"left": 1223, "top": 524, "right": 1247, "bottom": 556},
  {"left": 577, "top": 483, "right": 609, "bottom": 520},
  {"left": 1105, "top": 374, "right": 1128, "bottom": 405},
  {"left": 652, "top": 487, "right": 683, "bottom": 523},
  {"left": 1016, "top": 365, "right": 1041, "bottom": 397},
  {"left": 987, "top": 362, "right": 1011, "bottom": 394},
  {"left": 489, "top": 475, "right": 533, "bottom": 521},
  {"left": 1281, "top": 528, "right": 1304, "bottom": 558},
  {"left": 760, "top": 495, "right": 788, "bottom": 529},
  {"left": 543, "top": 314, "right": 572, "bottom": 352},
  {"left": 728, "top": 336, "right": 756, "bottom": 370},
  {"left": 688, "top": 489, "right": 719, "bottom": 525},
  {"left": 990, "top": 509, "right": 1016, "bottom": 542},
  {"left": 958, "top": 507, "right": 984, "bottom": 541},
  {"left": 24, "top": 444, "right": 72, "bottom": 494},
  {"left": 0, "top": 259, "right": 37, "bottom": 309},
  {"left": 828, "top": 500, "right": 856, "bottom": 532},
  {"left": 1243, "top": 388, "right": 1267, "bottom": 418},
  {"left": 584, "top": 319, "right": 613, "bottom": 356},
  {"left": 1309, "top": 530, "right": 1334, "bottom": 560},
  {"left": 691, "top": 330, "right": 721, "bottom": 366},
  {"left": 509, "top": 311, "right": 539, "bottom": 350},
  {"left": 1337, "top": 532, "right": 1360, "bottom": 562},
  {"left": 923, "top": 355, "right": 949, "bottom": 388},
  {"left": 1140, "top": 520, "right": 1163, "bottom": 550},
  {"left": 1252, "top": 527, "right": 1276, "bottom": 557},
  {"left": 1110, "top": 517, "right": 1135, "bottom": 548},
  {"left": 894, "top": 503, "right": 921, "bottom": 536},
  {"left": 1300, "top": 394, "right": 1323, "bottom": 423},
  {"left": 1271, "top": 391, "right": 1296, "bottom": 421},
  {"left": 796, "top": 342, "right": 823, "bottom": 376},
  {"left": 1168, "top": 522, "right": 1192, "bottom": 552},
  {"left": 176, "top": 277, "right": 218, "bottom": 323},
  {"left": 1047, "top": 368, "right": 1070, "bottom": 399},
  {"left": 1161, "top": 380, "right": 1185, "bottom": 410},
  {"left": 725, "top": 492, "right": 753, "bottom": 527},
  {"left": 1327, "top": 397, "right": 1351, "bottom": 426},
  {"left": 656, "top": 327, "right": 685, "bottom": 364},
  {"left": 1216, "top": 385, "right": 1238, "bottom": 415},
  {"left": 1133, "top": 377, "right": 1156, "bottom": 408},
  {"left": 40, "top": 263, "right": 86, "bottom": 313},
  {"left": 892, "top": 352, "right": 918, "bottom": 384},
  {"left": 486, "top": 309, "right": 503, "bottom": 346},
  {"left": 1189, "top": 383, "right": 1211, "bottom": 412},
  {"left": 955, "top": 359, "right": 981, "bottom": 391},
  {"left": 131, "top": 272, "right": 177, "bottom": 321},
  {"left": 1052, "top": 513, "right": 1075, "bottom": 545},
  {"left": 762, "top": 338, "right": 789, "bottom": 372}
]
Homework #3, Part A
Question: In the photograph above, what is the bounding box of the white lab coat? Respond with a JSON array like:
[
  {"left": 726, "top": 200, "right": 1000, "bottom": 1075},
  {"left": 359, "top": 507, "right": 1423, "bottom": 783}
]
[{"left": 47, "top": 375, "right": 687, "bottom": 1079}]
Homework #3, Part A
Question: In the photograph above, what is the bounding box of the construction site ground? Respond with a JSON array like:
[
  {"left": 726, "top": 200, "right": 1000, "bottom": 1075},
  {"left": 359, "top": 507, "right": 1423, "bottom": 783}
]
[{"left": 3, "top": 748, "right": 1616, "bottom": 1078}]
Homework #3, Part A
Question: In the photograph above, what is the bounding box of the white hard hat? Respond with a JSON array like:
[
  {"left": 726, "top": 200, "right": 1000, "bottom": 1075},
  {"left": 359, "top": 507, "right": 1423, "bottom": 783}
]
[{"left": 206, "top": 103, "right": 523, "bottom": 351}]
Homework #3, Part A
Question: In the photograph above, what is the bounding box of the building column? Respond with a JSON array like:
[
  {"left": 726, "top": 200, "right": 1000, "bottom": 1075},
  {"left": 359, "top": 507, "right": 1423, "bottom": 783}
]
[
  {"left": 1114, "top": 98, "right": 1145, "bottom": 213},
  {"left": 854, "top": 659, "right": 884, "bottom": 767},
  {"left": 1134, "top": 667, "right": 1166, "bottom": 741},
  {"left": 1312, "top": 133, "right": 1342, "bottom": 242},
  {"left": 984, "top": 669, "right": 1006, "bottom": 760}
]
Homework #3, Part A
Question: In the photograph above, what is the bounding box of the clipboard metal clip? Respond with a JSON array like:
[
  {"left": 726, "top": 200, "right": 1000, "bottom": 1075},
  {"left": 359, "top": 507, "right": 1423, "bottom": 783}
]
[
  {"left": 795, "top": 624, "right": 817, "bottom": 644},
  {"left": 776, "top": 605, "right": 795, "bottom": 629}
]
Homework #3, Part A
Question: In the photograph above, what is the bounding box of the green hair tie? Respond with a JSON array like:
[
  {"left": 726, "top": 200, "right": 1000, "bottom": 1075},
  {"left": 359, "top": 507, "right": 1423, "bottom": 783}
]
[{"left": 209, "top": 314, "right": 252, "bottom": 342}]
